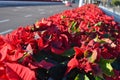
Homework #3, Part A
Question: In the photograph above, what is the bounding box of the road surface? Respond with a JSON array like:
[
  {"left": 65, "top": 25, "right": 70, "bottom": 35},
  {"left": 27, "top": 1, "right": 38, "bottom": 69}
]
[
  {"left": 0, "top": 1, "right": 78, "bottom": 34},
  {"left": 0, "top": 1, "right": 63, "bottom": 7}
]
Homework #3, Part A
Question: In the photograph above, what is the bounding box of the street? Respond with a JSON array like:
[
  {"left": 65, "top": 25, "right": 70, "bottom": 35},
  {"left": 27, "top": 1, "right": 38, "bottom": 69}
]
[{"left": 0, "top": 2, "right": 78, "bottom": 34}]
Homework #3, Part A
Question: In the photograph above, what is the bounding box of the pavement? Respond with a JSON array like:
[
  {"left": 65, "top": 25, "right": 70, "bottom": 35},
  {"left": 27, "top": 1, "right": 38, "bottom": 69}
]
[
  {"left": 0, "top": 1, "right": 63, "bottom": 7},
  {"left": 0, "top": 1, "right": 78, "bottom": 35}
]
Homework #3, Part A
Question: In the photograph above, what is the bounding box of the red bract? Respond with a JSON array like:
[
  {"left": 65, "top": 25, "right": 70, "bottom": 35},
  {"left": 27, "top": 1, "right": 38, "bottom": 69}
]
[
  {"left": 5, "top": 62, "right": 36, "bottom": 80},
  {"left": 66, "top": 47, "right": 97, "bottom": 74},
  {"left": 74, "top": 47, "right": 84, "bottom": 58},
  {"left": 0, "top": 63, "right": 8, "bottom": 80},
  {"left": 0, "top": 46, "right": 7, "bottom": 62},
  {"left": 0, "top": 37, "right": 24, "bottom": 62},
  {"left": 35, "top": 60, "right": 54, "bottom": 70},
  {"left": 79, "top": 21, "right": 89, "bottom": 32},
  {"left": 66, "top": 57, "right": 78, "bottom": 74},
  {"left": 0, "top": 62, "right": 36, "bottom": 80},
  {"left": 78, "top": 58, "right": 92, "bottom": 73},
  {"left": 5, "top": 27, "right": 35, "bottom": 49},
  {"left": 51, "top": 34, "right": 69, "bottom": 54},
  {"left": 0, "top": 4, "right": 120, "bottom": 80},
  {"left": 0, "top": 35, "right": 5, "bottom": 47}
]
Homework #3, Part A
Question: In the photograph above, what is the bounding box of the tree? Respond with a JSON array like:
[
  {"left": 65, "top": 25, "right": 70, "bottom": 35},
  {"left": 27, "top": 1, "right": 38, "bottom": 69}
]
[{"left": 111, "top": 0, "right": 120, "bottom": 6}]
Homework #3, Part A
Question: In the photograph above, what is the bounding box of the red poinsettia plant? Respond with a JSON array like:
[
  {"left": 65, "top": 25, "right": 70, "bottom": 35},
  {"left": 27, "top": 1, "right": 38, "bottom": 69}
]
[{"left": 0, "top": 4, "right": 120, "bottom": 80}]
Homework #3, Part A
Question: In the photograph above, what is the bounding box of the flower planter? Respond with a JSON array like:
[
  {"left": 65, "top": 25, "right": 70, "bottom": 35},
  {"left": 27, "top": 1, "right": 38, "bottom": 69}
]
[{"left": 0, "top": 4, "right": 120, "bottom": 80}]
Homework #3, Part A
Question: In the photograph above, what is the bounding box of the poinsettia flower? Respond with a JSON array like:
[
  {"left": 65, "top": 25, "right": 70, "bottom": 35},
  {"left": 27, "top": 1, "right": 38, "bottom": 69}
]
[
  {"left": 78, "top": 58, "right": 93, "bottom": 73},
  {"left": 67, "top": 46, "right": 101, "bottom": 74},
  {"left": 5, "top": 27, "right": 35, "bottom": 49},
  {"left": 0, "top": 46, "right": 8, "bottom": 61},
  {"left": 2, "top": 43, "right": 24, "bottom": 62},
  {"left": 7, "top": 49, "right": 24, "bottom": 61},
  {"left": 37, "top": 37, "right": 48, "bottom": 50},
  {"left": 5, "top": 62, "right": 36, "bottom": 80},
  {"left": 35, "top": 60, "right": 54, "bottom": 70},
  {"left": 0, "top": 3, "right": 120, "bottom": 80},
  {"left": 101, "top": 47, "right": 114, "bottom": 59},
  {"left": 74, "top": 47, "right": 84, "bottom": 58},
  {"left": 79, "top": 21, "right": 89, "bottom": 32},
  {"left": 0, "top": 35, "right": 5, "bottom": 47},
  {"left": 66, "top": 57, "right": 78, "bottom": 74},
  {"left": 0, "top": 62, "right": 8, "bottom": 80},
  {"left": 0, "top": 42, "right": 24, "bottom": 62},
  {"left": 35, "top": 18, "right": 52, "bottom": 31},
  {"left": 35, "top": 21, "right": 48, "bottom": 30},
  {"left": 51, "top": 47, "right": 65, "bottom": 55},
  {"left": 50, "top": 34, "right": 69, "bottom": 54}
]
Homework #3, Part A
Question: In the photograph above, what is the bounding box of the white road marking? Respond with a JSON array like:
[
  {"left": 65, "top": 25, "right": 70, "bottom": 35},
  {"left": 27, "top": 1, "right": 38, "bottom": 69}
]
[
  {"left": 24, "top": 15, "right": 32, "bottom": 18},
  {"left": 0, "top": 19, "right": 10, "bottom": 23},
  {"left": 0, "top": 29, "right": 13, "bottom": 35}
]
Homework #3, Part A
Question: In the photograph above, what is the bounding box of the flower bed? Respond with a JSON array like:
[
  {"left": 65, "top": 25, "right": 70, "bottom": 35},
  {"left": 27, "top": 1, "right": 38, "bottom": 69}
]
[{"left": 0, "top": 4, "right": 120, "bottom": 80}]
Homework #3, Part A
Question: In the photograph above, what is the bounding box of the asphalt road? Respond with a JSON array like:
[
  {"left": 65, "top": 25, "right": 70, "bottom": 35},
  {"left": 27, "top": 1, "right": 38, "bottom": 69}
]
[
  {"left": 0, "top": 3, "right": 78, "bottom": 34},
  {"left": 0, "top": 1, "right": 63, "bottom": 7}
]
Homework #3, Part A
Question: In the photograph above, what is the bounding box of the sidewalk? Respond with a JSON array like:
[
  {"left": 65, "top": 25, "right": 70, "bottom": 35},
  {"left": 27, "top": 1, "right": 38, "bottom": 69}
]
[{"left": 0, "top": 1, "right": 63, "bottom": 7}]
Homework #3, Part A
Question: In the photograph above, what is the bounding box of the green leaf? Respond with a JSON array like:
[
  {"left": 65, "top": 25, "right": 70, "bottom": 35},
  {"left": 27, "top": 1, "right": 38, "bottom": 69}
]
[
  {"left": 68, "top": 21, "right": 78, "bottom": 33},
  {"left": 103, "top": 34, "right": 111, "bottom": 38},
  {"left": 93, "top": 35, "right": 99, "bottom": 42},
  {"left": 32, "top": 51, "right": 48, "bottom": 62},
  {"left": 94, "top": 76, "right": 104, "bottom": 80},
  {"left": 99, "top": 58, "right": 114, "bottom": 77},
  {"left": 98, "top": 40, "right": 106, "bottom": 44},
  {"left": 74, "top": 72, "right": 97, "bottom": 80},
  {"left": 74, "top": 74, "right": 82, "bottom": 80},
  {"left": 74, "top": 73, "right": 84, "bottom": 80},
  {"left": 111, "top": 58, "right": 120, "bottom": 71},
  {"left": 71, "top": 21, "right": 77, "bottom": 31},
  {"left": 62, "top": 48, "right": 75, "bottom": 57},
  {"left": 61, "top": 15, "right": 66, "bottom": 19},
  {"left": 94, "top": 22, "right": 102, "bottom": 26},
  {"left": 33, "top": 50, "right": 68, "bottom": 63},
  {"left": 66, "top": 68, "right": 79, "bottom": 80},
  {"left": 84, "top": 51, "right": 89, "bottom": 58},
  {"left": 93, "top": 35, "right": 106, "bottom": 44},
  {"left": 89, "top": 50, "right": 97, "bottom": 63},
  {"left": 31, "top": 27, "right": 34, "bottom": 30},
  {"left": 36, "top": 68, "right": 48, "bottom": 80},
  {"left": 48, "top": 64, "right": 67, "bottom": 80},
  {"left": 74, "top": 74, "right": 91, "bottom": 80},
  {"left": 85, "top": 75, "right": 90, "bottom": 80}
]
